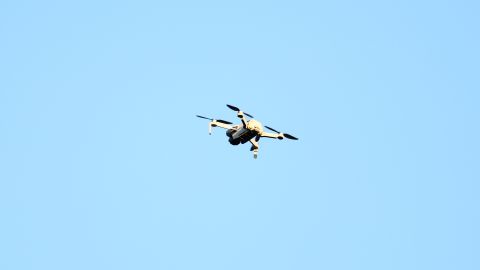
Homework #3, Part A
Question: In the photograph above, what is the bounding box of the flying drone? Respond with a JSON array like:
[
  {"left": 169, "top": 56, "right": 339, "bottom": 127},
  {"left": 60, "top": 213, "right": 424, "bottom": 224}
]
[{"left": 196, "top": 104, "right": 298, "bottom": 159}]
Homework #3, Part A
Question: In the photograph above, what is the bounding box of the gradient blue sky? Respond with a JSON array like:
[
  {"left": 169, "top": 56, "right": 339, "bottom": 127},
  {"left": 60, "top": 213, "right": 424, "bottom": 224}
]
[{"left": 1, "top": 1, "right": 479, "bottom": 269}]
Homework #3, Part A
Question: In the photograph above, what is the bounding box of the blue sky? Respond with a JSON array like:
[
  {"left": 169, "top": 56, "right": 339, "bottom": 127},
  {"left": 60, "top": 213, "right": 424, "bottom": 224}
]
[{"left": 1, "top": 1, "right": 479, "bottom": 269}]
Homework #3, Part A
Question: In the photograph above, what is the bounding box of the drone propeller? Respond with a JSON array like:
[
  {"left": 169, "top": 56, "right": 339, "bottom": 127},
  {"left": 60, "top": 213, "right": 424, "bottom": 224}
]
[
  {"left": 264, "top": 126, "right": 280, "bottom": 133},
  {"left": 226, "top": 104, "right": 254, "bottom": 118},
  {"left": 283, "top": 133, "right": 299, "bottom": 140},
  {"left": 196, "top": 115, "right": 213, "bottom": 121},
  {"left": 226, "top": 104, "right": 240, "bottom": 112},
  {"left": 196, "top": 115, "right": 233, "bottom": 125},
  {"left": 264, "top": 125, "right": 299, "bottom": 140}
]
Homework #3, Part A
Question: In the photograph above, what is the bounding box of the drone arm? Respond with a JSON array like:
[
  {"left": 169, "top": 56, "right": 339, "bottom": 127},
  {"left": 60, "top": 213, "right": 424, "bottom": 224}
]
[
  {"left": 260, "top": 132, "right": 282, "bottom": 140},
  {"left": 209, "top": 121, "right": 232, "bottom": 134},
  {"left": 237, "top": 111, "right": 248, "bottom": 128}
]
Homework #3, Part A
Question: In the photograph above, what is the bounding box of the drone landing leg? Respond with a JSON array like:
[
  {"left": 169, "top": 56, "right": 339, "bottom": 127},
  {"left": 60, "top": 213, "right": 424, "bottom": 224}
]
[{"left": 249, "top": 139, "right": 259, "bottom": 159}]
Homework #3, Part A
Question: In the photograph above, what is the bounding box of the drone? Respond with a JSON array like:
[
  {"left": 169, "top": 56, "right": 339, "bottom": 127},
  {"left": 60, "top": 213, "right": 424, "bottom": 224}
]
[{"left": 196, "top": 104, "right": 298, "bottom": 159}]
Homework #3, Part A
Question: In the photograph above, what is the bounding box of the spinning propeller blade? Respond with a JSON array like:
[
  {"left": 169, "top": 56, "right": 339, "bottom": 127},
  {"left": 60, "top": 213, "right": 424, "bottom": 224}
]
[
  {"left": 216, "top": 119, "right": 233, "bottom": 124},
  {"left": 227, "top": 104, "right": 240, "bottom": 112},
  {"left": 264, "top": 126, "right": 280, "bottom": 133},
  {"left": 283, "top": 133, "right": 298, "bottom": 140},
  {"left": 264, "top": 125, "right": 298, "bottom": 140},
  {"left": 196, "top": 115, "right": 232, "bottom": 125},
  {"left": 226, "top": 104, "right": 254, "bottom": 118},
  {"left": 196, "top": 115, "right": 213, "bottom": 121}
]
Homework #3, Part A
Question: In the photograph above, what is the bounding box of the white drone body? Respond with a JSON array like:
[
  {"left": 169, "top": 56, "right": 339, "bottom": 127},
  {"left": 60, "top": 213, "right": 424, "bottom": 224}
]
[{"left": 197, "top": 104, "right": 298, "bottom": 159}]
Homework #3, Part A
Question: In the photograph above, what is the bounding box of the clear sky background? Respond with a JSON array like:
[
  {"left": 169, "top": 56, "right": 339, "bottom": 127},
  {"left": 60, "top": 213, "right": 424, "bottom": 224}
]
[{"left": 1, "top": 1, "right": 479, "bottom": 269}]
